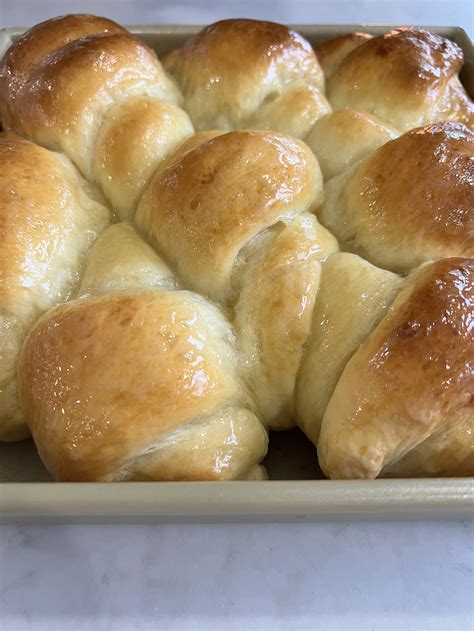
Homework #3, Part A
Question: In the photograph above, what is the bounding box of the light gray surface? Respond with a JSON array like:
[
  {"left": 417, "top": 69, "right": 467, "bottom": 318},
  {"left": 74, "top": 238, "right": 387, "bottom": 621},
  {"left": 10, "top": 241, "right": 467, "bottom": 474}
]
[
  {"left": 0, "top": 0, "right": 473, "bottom": 37},
  {"left": 0, "top": 1, "right": 473, "bottom": 629},
  {"left": 1, "top": 521, "right": 473, "bottom": 630}
]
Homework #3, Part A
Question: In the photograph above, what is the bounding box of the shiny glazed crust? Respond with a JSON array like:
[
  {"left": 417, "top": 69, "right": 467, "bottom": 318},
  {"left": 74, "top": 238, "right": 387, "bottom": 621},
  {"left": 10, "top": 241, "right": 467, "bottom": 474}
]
[
  {"left": 0, "top": 15, "right": 472, "bottom": 481},
  {"left": 318, "top": 258, "right": 474, "bottom": 479},
  {"left": 136, "top": 130, "right": 325, "bottom": 302},
  {"left": 320, "top": 122, "right": 474, "bottom": 273},
  {"left": 0, "top": 14, "right": 187, "bottom": 202},
  {"left": 164, "top": 19, "right": 330, "bottom": 137},
  {"left": 326, "top": 28, "right": 473, "bottom": 131},
  {"left": 18, "top": 291, "right": 267, "bottom": 481},
  {"left": 0, "top": 136, "right": 109, "bottom": 440}
]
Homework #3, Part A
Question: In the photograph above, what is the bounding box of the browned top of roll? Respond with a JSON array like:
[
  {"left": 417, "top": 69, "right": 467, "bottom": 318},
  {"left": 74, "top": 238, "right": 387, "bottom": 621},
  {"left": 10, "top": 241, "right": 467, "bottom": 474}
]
[
  {"left": 18, "top": 32, "right": 171, "bottom": 123},
  {"left": 327, "top": 28, "right": 471, "bottom": 130},
  {"left": 18, "top": 291, "right": 241, "bottom": 481},
  {"left": 0, "top": 14, "right": 125, "bottom": 123},
  {"left": 326, "top": 121, "right": 474, "bottom": 272},
  {"left": 319, "top": 257, "right": 474, "bottom": 479},
  {"left": 167, "top": 18, "right": 322, "bottom": 86},
  {"left": 136, "top": 130, "right": 323, "bottom": 301},
  {"left": 339, "top": 27, "right": 462, "bottom": 92},
  {"left": 164, "top": 19, "right": 325, "bottom": 132}
]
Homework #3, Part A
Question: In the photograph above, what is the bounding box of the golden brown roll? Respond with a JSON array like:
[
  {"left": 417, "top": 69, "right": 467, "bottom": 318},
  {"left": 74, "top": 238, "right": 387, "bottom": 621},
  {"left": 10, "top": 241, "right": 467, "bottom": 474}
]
[
  {"left": 0, "top": 14, "right": 192, "bottom": 219},
  {"left": 325, "top": 28, "right": 473, "bottom": 131},
  {"left": 316, "top": 258, "right": 473, "bottom": 479},
  {"left": 18, "top": 222, "right": 268, "bottom": 480},
  {"left": 0, "top": 136, "right": 109, "bottom": 441},
  {"left": 94, "top": 98, "right": 193, "bottom": 221},
  {"left": 315, "top": 32, "right": 373, "bottom": 79},
  {"left": 319, "top": 121, "right": 474, "bottom": 273},
  {"left": 137, "top": 130, "right": 326, "bottom": 301},
  {"left": 305, "top": 109, "right": 398, "bottom": 180},
  {"left": 0, "top": 14, "right": 126, "bottom": 129},
  {"left": 137, "top": 130, "right": 338, "bottom": 428},
  {"left": 164, "top": 19, "right": 330, "bottom": 138}
]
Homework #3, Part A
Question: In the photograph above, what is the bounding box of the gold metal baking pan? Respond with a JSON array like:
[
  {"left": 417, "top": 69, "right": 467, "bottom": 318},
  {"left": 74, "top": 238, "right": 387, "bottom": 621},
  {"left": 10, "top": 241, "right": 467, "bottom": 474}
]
[{"left": 0, "top": 24, "right": 472, "bottom": 522}]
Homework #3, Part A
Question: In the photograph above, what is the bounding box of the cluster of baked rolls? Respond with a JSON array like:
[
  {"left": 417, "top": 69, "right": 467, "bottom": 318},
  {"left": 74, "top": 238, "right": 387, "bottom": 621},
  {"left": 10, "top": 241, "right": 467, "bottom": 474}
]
[{"left": 0, "top": 15, "right": 472, "bottom": 480}]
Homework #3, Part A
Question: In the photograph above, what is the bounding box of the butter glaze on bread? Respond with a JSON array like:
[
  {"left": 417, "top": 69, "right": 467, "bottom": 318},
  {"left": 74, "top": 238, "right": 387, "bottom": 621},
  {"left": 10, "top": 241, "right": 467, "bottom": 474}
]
[
  {"left": 19, "top": 291, "right": 267, "bottom": 481},
  {"left": 0, "top": 136, "right": 109, "bottom": 440},
  {"left": 11, "top": 32, "right": 181, "bottom": 180},
  {"left": 164, "top": 19, "right": 330, "bottom": 137},
  {"left": 0, "top": 14, "right": 125, "bottom": 127},
  {"left": 1, "top": 14, "right": 472, "bottom": 481},
  {"left": 137, "top": 130, "right": 325, "bottom": 302},
  {"left": 0, "top": 14, "right": 190, "bottom": 220},
  {"left": 137, "top": 129, "right": 338, "bottom": 428},
  {"left": 326, "top": 28, "right": 473, "bottom": 131},
  {"left": 317, "top": 258, "right": 474, "bottom": 479},
  {"left": 320, "top": 122, "right": 474, "bottom": 273}
]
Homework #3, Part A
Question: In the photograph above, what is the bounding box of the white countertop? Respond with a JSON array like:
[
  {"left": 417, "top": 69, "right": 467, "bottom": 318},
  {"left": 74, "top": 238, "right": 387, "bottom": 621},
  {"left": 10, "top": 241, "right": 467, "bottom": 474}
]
[
  {"left": 0, "top": 2, "right": 473, "bottom": 630},
  {"left": 1, "top": 521, "right": 473, "bottom": 630}
]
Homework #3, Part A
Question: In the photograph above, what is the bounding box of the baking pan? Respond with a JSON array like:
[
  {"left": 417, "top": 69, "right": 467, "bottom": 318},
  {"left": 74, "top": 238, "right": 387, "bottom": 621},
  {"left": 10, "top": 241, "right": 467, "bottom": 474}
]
[{"left": 0, "top": 24, "right": 472, "bottom": 523}]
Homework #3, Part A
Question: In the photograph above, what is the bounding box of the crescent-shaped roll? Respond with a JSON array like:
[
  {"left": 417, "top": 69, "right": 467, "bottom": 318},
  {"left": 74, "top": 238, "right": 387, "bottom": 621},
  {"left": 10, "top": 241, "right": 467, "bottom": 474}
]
[
  {"left": 18, "top": 291, "right": 267, "bottom": 481},
  {"left": 319, "top": 121, "right": 474, "bottom": 273},
  {"left": 136, "top": 129, "right": 338, "bottom": 428},
  {"left": 0, "top": 14, "right": 189, "bottom": 215},
  {"left": 164, "top": 19, "right": 330, "bottom": 138},
  {"left": 325, "top": 28, "right": 473, "bottom": 131},
  {"left": 318, "top": 257, "right": 474, "bottom": 479},
  {"left": 0, "top": 135, "right": 109, "bottom": 441},
  {"left": 136, "top": 130, "right": 325, "bottom": 301}
]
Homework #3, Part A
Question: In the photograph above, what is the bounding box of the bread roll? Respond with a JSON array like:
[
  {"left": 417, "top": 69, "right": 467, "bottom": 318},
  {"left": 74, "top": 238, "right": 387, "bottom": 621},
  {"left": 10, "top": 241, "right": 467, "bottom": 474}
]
[
  {"left": 317, "top": 258, "right": 473, "bottom": 479},
  {"left": 18, "top": 290, "right": 267, "bottom": 481},
  {"left": 18, "top": 224, "right": 267, "bottom": 480},
  {"left": 0, "top": 14, "right": 192, "bottom": 221},
  {"left": 0, "top": 136, "right": 109, "bottom": 440},
  {"left": 164, "top": 19, "right": 330, "bottom": 137},
  {"left": 326, "top": 28, "right": 473, "bottom": 131},
  {"left": 137, "top": 130, "right": 325, "bottom": 301},
  {"left": 320, "top": 122, "right": 474, "bottom": 273},
  {"left": 137, "top": 130, "right": 338, "bottom": 428}
]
